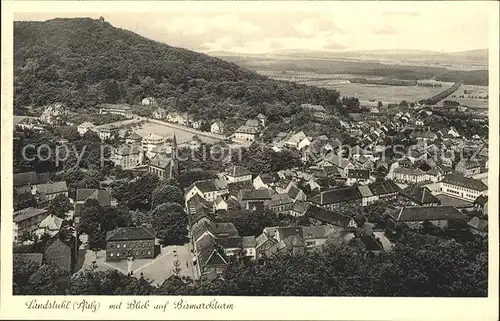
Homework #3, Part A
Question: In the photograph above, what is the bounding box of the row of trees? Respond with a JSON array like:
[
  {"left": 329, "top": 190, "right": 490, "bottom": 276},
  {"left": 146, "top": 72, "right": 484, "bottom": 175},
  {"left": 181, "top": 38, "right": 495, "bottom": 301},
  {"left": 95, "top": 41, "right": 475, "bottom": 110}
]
[{"left": 14, "top": 236, "right": 487, "bottom": 296}]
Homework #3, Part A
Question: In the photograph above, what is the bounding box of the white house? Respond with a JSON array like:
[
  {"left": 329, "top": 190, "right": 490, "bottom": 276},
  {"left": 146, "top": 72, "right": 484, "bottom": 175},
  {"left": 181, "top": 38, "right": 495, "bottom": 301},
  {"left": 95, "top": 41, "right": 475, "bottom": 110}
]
[
  {"left": 185, "top": 179, "right": 228, "bottom": 203},
  {"left": 211, "top": 121, "right": 225, "bottom": 135},
  {"left": 214, "top": 196, "right": 228, "bottom": 211},
  {"left": 283, "top": 131, "right": 311, "bottom": 150},
  {"left": 440, "top": 174, "right": 488, "bottom": 202},
  {"left": 77, "top": 122, "right": 96, "bottom": 136},
  {"left": 224, "top": 166, "right": 252, "bottom": 183},
  {"left": 142, "top": 97, "right": 157, "bottom": 106}
]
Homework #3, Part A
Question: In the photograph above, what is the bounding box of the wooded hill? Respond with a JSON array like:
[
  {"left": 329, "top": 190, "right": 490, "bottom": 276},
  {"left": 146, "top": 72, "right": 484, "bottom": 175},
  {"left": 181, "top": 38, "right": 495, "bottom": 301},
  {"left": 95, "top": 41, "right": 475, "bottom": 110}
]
[{"left": 14, "top": 18, "right": 341, "bottom": 120}]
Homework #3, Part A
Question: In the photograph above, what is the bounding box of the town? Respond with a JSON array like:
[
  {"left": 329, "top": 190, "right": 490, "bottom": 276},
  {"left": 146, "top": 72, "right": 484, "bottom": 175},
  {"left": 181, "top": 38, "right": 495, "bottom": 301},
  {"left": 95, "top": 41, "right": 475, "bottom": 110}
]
[
  {"left": 13, "top": 93, "right": 489, "bottom": 294},
  {"left": 10, "top": 16, "right": 489, "bottom": 297}
]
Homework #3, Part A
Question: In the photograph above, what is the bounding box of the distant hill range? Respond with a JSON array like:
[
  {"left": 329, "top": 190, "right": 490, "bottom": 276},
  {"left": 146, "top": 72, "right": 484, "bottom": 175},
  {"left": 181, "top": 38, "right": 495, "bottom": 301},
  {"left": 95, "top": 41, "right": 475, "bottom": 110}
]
[
  {"left": 212, "top": 49, "right": 488, "bottom": 86},
  {"left": 13, "top": 18, "right": 341, "bottom": 117}
]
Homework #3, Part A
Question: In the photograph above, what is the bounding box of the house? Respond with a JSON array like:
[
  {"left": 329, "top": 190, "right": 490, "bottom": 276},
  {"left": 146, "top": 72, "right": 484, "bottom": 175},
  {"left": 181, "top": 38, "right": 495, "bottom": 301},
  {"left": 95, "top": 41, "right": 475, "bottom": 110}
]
[
  {"left": 426, "top": 166, "right": 444, "bottom": 183},
  {"left": 192, "top": 119, "right": 204, "bottom": 129},
  {"left": 142, "top": 97, "right": 157, "bottom": 106},
  {"left": 44, "top": 236, "right": 77, "bottom": 272},
  {"left": 124, "top": 131, "right": 142, "bottom": 144},
  {"left": 152, "top": 107, "right": 167, "bottom": 119},
  {"left": 317, "top": 153, "right": 355, "bottom": 178},
  {"left": 96, "top": 124, "right": 119, "bottom": 141},
  {"left": 467, "top": 217, "right": 488, "bottom": 238},
  {"left": 40, "top": 103, "right": 67, "bottom": 125},
  {"left": 195, "top": 234, "right": 228, "bottom": 275},
  {"left": 255, "top": 232, "right": 279, "bottom": 259},
  {"left": 112, "top": 143, "right": 144, "bottom": 169},
  {"left": 440, "top": 174, "right": 488, "bottom": 202},
  {"left": 302, "top": 225, "right": 332, "bottom": 249},
  {"left": 99, "top": 103, "right": 133, "bottom": 118},
  {"left": 473, "top": 195, "right": 488, "bottom": 215},
  {"left": 283, "top": 131, "right": 311, "bottom": 150},
  {"left": 74, "top": 189, "right": 113, "bottom": 224},
  {"left": 290, "top": 201, "right": 311, "bottom": 217},
  {"left": 310, "top": 186, "right": 362, "bottom": 210},
  {"left": 455, "top": 159, "right": 481, "bottom": 177},
  {"left": 389, "top": 206, "right": 467, "bottom": 230},
  {"left": 15, "top": 116, "right": 46, "bottom": 131},
  {"left": 141, "top": 133, "right": 167, "bottom": 157},
  {"left": 260, "top": 227, "right": 306, "bottom": 258},
  {"left": 77, "top": 122, "right": 96, "bottom": 136},
  {"left": 224, "top": 166, "right": 252, "bottom": 183},
  {"left": 234, "top": 125, "right": 260, "bottom": 141},
  {"left": 30, "top": 181, "right": 69, "bottom": 203},
  {"left": 393, "top": 167, "right": 428, "bottom": 184},
  {"left": 213, "top": 196, "right": 228, "bottom": 211},
  {"left": 238, "top": 189, "right": 273, "bottom": 211},
  {"left": 305, "top": 205, "right": 357, "bottom": 228},
  {"left": 287, "top": 184, "right": 307, "bottom": 202},
  {"left": 242, "top": 236, "right": 257, "bottom": 259},
  {"left": 106, "top": 227, "right": 159, "bottom": 261},
  {"left": 359, "top": 180, "right": 401, "bottom": 206},
  {"left": 211, "top": 121, "right": 225, "bottom": 135},
  {"left": 148, "top": 152, "right": 178, "bottom": 180},
  {"left": 192, "top": 221, "right": 239, "bottom": 244},
  {"left": 399, "top": 185, "right": 441, "bottom": 206},
  {"left": 13, "top": 207, "right": 50, "bottom": 243},
  {"left": 13, "top": 171, "right": 46, "bottom": 188},
  {"left": 257, "top": 113, "right": 267, "bottom": 127},
  {"left": 346, "top": 169, "right": 371, "bottom": 186},
  {"left": 185, "top": 179, "right": 229, "bottom": 203},
  {"left": 264, "top": 193, "right": 294, "bottom": 214},
  {"left": 253, "top": 172, "right": 280, "bottom": 190},
  {"left": 36, "top": 214, "right": 64, "bottom": 238}
]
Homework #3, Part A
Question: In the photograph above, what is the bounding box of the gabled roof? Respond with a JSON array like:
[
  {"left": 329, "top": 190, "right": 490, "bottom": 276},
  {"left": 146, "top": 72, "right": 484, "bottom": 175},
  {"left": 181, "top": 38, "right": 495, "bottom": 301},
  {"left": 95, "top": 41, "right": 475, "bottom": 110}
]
[
  {"left": 467, "top": 217, "right": 488, "bottom": 232},
  {"left": 149, "top": 153, "right": 172, "bottom": 169},
  {"left": 226, "top": 166, "right": 252, "bottom": 178},
  {"left": 240, "top": 188, "right": 272, "bottom": 201},
  {"left": 14, "top": 207, "right": 48, "bottom": 223},
  {"left": 265, "top": 193, "right": 294, "bottom": 207},
  {"left": 256, "top": 172, "right": 281, "bottom": 185},
  {"left": 441, "top": 174, "right": 488, "bottom": 192},
  {"left": 125, "top": 131, "right": 142, "bottom": 140},
  {"left": 13, "top": 171, "right": 38, "bottom": 187},
  {"left": 310, "top": 186, "right": 362, "bottom": 205},
  {"left": 393, "top": 167, "right": 426, "bottom": 176},
  {"left": 76, "top": 189, "right": 111, "bottom": 206},
  {"left": 392, "top": 206, "right": 466, "bottom": 222},
  {"left": 235, "top": 124, "right": 260, "bottom": 134},
  {"left": 368, "top": 180, "right": 401, "bottom": 196},
  {"left": 35, "top": 181, "right": 68, "bottom": 195},
  {"left": 400, "top": 185, "right": 440, "bottom": 205},
  {"left": 242, "top": 235, "right": 256, "bottom": 248},
  {"left": 291, "top": 201, "right": 311, "bottom": 215},
  {"left": 257, "top": 113, "right": 267, "bottom": 120},
  {"left": 302, "top": 225, "right": 330, "bottom": 239},
  {"left": 474, "top": 195, "right": 488, "bottom": 206},
  {"left": 245, "top": 119, "right": 260, "bottom": 127},
  {"left": 285, "top": 131, "right": 308, "bottom": 145},
  {"left": 255, "top": 232, "right": 278, "bottom": 249},
  {"left": 115, "top": 143, "right": 142, "bottom": 156},
  {"left": 305, "top": 205, "right": 353, "bottom": 227},
  {"left": 287, "top": 185, "right": 304, "bottom": 200},
  {"left": 217, "top": 237, "right": 243, "bottom": 249},
  {"left": 106, "top": 226, "right": 156, "bottom": 241},
  {"left": 192, "top": 221, "right": 239, "bottom": 241},
  {"left": 78, "top": 121, "right": 96, "bottom": 128},
  {"left": 39, "top": 214, "right": 64, "bottom": 231},
  {"left": 191, "top": 179, "right": 227, "bottom": 193}
]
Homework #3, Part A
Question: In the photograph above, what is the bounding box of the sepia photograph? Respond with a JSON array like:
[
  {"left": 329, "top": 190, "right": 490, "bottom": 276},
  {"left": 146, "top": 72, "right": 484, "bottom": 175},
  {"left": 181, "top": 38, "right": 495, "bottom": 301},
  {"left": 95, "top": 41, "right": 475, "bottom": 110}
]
[{"left": 1, "top": 1, "right": 498, "bottom": 316}]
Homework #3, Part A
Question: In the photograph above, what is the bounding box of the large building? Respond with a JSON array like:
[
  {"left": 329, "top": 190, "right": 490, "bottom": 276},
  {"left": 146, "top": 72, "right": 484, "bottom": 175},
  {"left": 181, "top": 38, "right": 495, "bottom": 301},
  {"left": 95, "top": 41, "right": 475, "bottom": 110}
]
[
  {"left": 147, "top": 134, "right": 177, "bottom": 179},
  {"left": 77, "top": 122, "right": 96, "bottom": 136},
  {"left": 234, "top": 124, "right": 261, "bottom": 141},
  {"left": 105, "top": 227, "right": 159, "bottom": 261},
  {"left": 440, "top": 174, "right": 488, "bottom": 202},
  {"left": 99, "top": 103, "right": 133, "bottom": 118},
  {"left": 13, "top": 207, "right": 49, "bottom": 243},
  {"left": 40, "top": 103, "right": 67, "bottom": 125},
  {"left": 112, "top": 143, "right": 144, "bottom": 169},
  {"left": 141, "top": 133, "right": 167, "bottom": 157},
  {"left": 389, "top": 206, "right": 467, "bottom": 230}
]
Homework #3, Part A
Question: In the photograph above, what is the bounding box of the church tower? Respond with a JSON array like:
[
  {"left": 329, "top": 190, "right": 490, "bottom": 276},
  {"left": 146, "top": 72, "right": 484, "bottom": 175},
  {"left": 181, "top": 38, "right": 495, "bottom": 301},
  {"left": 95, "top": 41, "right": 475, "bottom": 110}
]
[{"left": 169, "top": 133, "right": 178, "bottom": 178}]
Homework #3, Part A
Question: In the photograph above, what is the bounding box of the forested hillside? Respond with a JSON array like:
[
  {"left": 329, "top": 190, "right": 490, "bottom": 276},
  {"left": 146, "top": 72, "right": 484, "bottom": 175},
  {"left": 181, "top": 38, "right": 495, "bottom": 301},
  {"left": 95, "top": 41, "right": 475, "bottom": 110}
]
[{"left": 14, "top": 18, "right": 340, "bottom": 119}]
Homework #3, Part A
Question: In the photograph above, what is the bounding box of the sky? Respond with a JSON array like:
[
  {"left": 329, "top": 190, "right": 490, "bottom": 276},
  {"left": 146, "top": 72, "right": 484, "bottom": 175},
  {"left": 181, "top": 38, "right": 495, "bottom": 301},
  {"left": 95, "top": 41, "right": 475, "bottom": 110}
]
[{"left": 14, "top": 2, "right": 490, "bottom": 54}]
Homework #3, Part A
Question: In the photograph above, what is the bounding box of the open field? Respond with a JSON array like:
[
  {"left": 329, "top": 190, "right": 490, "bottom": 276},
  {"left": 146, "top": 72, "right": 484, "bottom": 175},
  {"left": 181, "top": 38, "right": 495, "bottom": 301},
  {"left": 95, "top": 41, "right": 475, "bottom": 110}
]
[{"left": 133, "top": 121, "right": 221, "bottom": 145}]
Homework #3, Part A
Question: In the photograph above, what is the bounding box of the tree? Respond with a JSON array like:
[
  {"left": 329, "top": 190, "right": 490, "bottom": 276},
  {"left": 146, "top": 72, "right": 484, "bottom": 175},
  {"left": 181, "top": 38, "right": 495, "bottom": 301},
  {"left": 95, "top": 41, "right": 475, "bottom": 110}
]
[
  {"left": 151, "top": 184, "right": 184, "bottom": 207},
  {"left": 78, "top": 199, "right": 105, "bottom": 247},
  {"left": 48, "top": 194, "right": 73, "bottom": 219},
  {"left": 378, "top": 101, "right": 383, "bottom": 108},
  {"left": 151, "top": 203, "right": 188, "bottom": 245}
]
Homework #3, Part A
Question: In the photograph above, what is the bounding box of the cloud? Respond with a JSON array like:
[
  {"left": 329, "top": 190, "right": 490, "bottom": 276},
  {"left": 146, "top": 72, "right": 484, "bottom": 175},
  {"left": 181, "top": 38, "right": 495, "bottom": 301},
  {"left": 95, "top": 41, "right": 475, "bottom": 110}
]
[{"left": 294, "top": 16, "right": 343, "bottom": 36}]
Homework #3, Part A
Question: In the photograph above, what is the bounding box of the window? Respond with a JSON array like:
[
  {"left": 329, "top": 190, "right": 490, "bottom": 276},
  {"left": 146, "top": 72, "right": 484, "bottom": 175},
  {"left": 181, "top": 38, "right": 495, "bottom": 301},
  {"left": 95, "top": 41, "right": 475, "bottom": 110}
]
[
  {"left": 117, "top": 244, "right": 120, "bottom": 248},
  {"left": 123, "top": 244, "right": 127, "bottom": 248},
  {"left": 110, "top": 253, "right": 114, "bottom": 257},
  {"left": 117, "top": 253, "right": 120, "bottom": 257},
  {"left": 147, "top": 251, "right": 151, "bottom": 255}
]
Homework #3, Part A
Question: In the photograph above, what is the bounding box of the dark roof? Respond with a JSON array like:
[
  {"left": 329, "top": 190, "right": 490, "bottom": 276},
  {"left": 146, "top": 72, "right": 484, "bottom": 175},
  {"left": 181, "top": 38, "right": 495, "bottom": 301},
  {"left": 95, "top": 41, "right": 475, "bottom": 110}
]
[
  {"left": 149, "top": 154, "right": 172, "bottom": 169},
  {"left": 400, "top": 185, "right": 440, "bottom": 205},
  {"left": 239, "top": 189, "right": 272, "bottom": 201},
  {"left": 441, "top": 174, "right": 488, "bottom": 192},
  {"left": 277, "top": 226, "right": 303, "bottom": 241},
  {"left": 257, "top": 172, "right": 280, "bottom": 185},
  {"left": 310, "top": 186, "right": 362, "bottom": 205},
  {"left": 217, "top": 237, "right": 243, "bottom": 249},
  {"left": 196, "top": 234, "right": 227, "bottom": 267},
  {"left": 35, "top": 181, "right": 68, "bottom": 195},
  {"left": 106, "top": 227, "right": 156, "bottom": 241},
  {"left": 392, "top": 206, "right": 467, "bottom": 222},
  {"left": 467, "top": 217, "right": 488, "bottom": 232},
  {"left": 13, "top": 253, "right": 43, "bottom": 267},
  {"left": 302, "top": 225, "right": 329, "bottom": 239},
  {"left": 474, "top": 195, "right": 488, "bottom": 206},
  {"left": 368, "top": 180, "right": 401, "bottom": 196},
  {"left": 13, "top": 171, "right": 38, "bottom": 187},
  {"left": 226, "top": 166, "right": 252, "bottom": 177},
  {"left": 305, "top": 205, "right": 353, "bottom": 227},
  {"left": 193, "top": 179, "right": 226, "bottom": 193},
  {"left": 227, "top": 180, "right": 254, "bottom": 191},
  {"left": 76, "top": 189, "right": 111, "bottom": 205},
  {"left": 291, "top": 201, "right": 311, "bottom": 215},
  {"left": 347, "top": 169, "right": 370, "bottom": 179},
  {"left": 192, "top": 221, "right": 239, "bottom": 241},
  {"left": 13, "top": 207, "right": 48, "bottom": 223},
  {"left": 36, "top": 173, "right": 51, "bottom": 184},
  {"left": 287, "top": 185, "right": 304, "bottom": 199}
]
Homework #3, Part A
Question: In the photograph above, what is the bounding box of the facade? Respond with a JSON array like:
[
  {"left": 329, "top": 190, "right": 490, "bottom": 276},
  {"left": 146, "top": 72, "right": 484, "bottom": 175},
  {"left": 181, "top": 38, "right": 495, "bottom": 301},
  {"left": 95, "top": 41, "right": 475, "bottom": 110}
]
[
  {"left": 36, "top": 214, "right": 63, "bottom": 238},
  {"left": 141, "top": 133, "right": 167, "bottom": 156},
  {"left": 13, "top": 207, "right": 49, "bottom": 243},
  {"left": 185, "top": 179, "right": 229, "bottom": 203},
  {"left": 224, "top": 166, "right": 252, "bottom": 183},
  {"left": 40, "top": 103, "right": 67, "bottom": 125},
  {"left": 148, "top": 153, "right": 178, "bottom": 179},
  {"left": 97, "top": 125, "right": 119, "bottom": 141},
  {"left": 393, "top": 167, "right": 428, "bottom": 184},
  {"left": 106, "top": 227, "right": 159, "bottom": 261},
  {"left": 31, "top": 181, "right": 69, "bottom": 201},
  {"left": 211, "top": 121, "right": 225, "bottom": 135},
  {"left": 112, "top": 143, "right": 144, "bottom": 169},
  {"left": 142, "top": 97, "right": 157, "bottom": 106},
  {"left": 399, "top": 185, "right": 440, "bottom": 206},
  {"left": 234, "top": 125, "right": 260, "bottom": 141},
  {"left": 440, "top": 174, "right": 488, "bottom": 202},
  {"left": 455, "top": 159, "right": 481, "bottom": 177},
  {"left": 310, "top": 186, "right": 363, "bottom": 211},
  {"left": 77, "top": 122, "right": 96, "bottom": 136},
  {"left": 44, "top": 237, "right": 76, "bottom": 272},
  {"left": 99, "top": 103, "right": 133, "bottom": 118}
]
